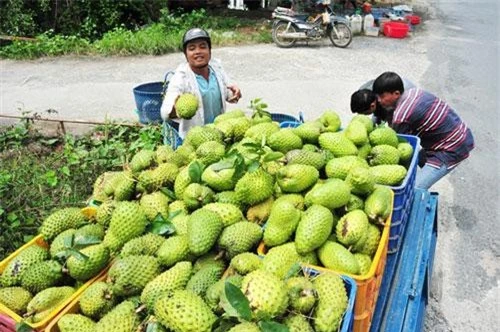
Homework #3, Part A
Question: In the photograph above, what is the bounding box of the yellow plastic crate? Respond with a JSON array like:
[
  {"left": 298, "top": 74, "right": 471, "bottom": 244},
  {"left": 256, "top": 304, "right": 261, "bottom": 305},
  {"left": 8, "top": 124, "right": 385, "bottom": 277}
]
[
  {"left": 257, "top": 191, "right": 393, "bottom": 332},
  {"left": 0, "top": 235, "right": 108, "bottom": 331}
]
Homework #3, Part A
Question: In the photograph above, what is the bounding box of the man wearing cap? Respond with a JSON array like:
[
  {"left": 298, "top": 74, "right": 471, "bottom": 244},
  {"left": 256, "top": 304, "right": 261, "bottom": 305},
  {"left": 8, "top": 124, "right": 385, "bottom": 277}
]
[{"left": 161, "top": 28, "right": 242, "bottom": 137}]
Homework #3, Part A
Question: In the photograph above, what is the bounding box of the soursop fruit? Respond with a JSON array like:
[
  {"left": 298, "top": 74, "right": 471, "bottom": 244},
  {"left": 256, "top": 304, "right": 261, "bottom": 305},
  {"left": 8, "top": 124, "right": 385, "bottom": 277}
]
[
  {"left": 129, "top": 149, "right": 156, "bottom": 173},
  {"left": 344, "top": 120, "right": 369, "bottom": 146},
  {"left": 39, "top": 207, "right": 87, "bottom": 241},
  {"left": 230, "top": 253, "right": 262, "bottom": 275},
  {"left": 137, "top": 163, "right": 179, "bottom": 193},
  {"left": 218, "top": 221, "right": 263, "bottom": 258},
  {"left": 286, "top": 149, "right": 326, "bottom": 170},
  {"left": 304, "top": 178, "right": 351, "bottom": 210},
  {"left": 228, "top": 322, "right": 261, "bottom": 332},
  {"left": 284, "top": 314, "right": 314, "bottom": 332},
  {"left": 103, "top": 201, "right": 148, "bottom": 252},
  {"left": 174, "top": 165, "right": 194, "bottom": 198},
  {"left": 25, "top": 286, "right": 75, "bottom": 323},
  {"left": 246, "top": 196, "right": 274, "bottom": 224},
  {"left": 49, "top": 228, "right": 77, "bottom": 258},
  {"left": 267, "top": 129, "right": 303, "bottom": 153},
  {"left": 369, "top": 144, "right": 401, "bottom": 166},
  {"left": 154, "top": 290, "right": 217, "bottom": 332},
  {"left": 21, "top": 260, "right": 64, "bottom": 293},
  {"left": 215, "top": 191, "right": 245, "bottom": 210},
  {"left": 214, "top": 109, "right": 245, "bottom": 124},
  {"left": 0, "top": 245, "right": 49, "bottom": 287},
  {"left": 313, "top": 273, "right": 348, "bottom": 332},
  {"left": 276, "top": 164, "right": 319, "bottom": 193},
  {"left": 175, "top": 93, "right": 199, "bottom": 119},
  {"left": 66, "top": 244, "right": 110, "bottom": 281},
  {"left": 319, "top": 111, "right": 342, "bottom": 132},
  {"left": 345, "top": 194, "right": 365, "bottom": 212},
  {"left": 274, "top": 194, "right": 305, "bottom": 210},
  {"left": 112, "top": 171, "right": 136, "bottom": 201},
  {"left": 156, "top": 235, "right": 190, "bottom": 268},
  {"left": 183, "top": 183, "right": 214, "bottom": 211},
  {"left": 171, "top": 214, "right": 189, "bottom": 235},
  {"left": 325, "top": 156, "right": 369, "bottom": 180},
  {"left": 94, "top": 300, "right": 140, "bottom": 332},
  {"left": 235, "top": 168, "right": 274, "bottom": 205},
  {"left": 261, "top": 243, "right": 303, "bottom": 279},
  {"left": 317, "top": 241, "right": 360, "bottom": 275},
  {"left": 79, "top": 281, "right": 115, "bottom": 320},
  {"left": 295, "top": 205, "right": 334, "bottom": 254},
  {"left": 352, "top": 114, "right": 374, "bottom": 133},
  {"left": 58, "top": 313, "right": 96, "bottom": 332},
  {"left": 185, "top": 126, "right": 223, "bottom": 149},
  {"left": 196, "top": 140, "right": 225, "bottom": 166},
  {"left": 188, "top": 208, "right": 224, "bottom": 256},
  {"left": 364, "top": 185, "right": 393, "bottom": 223},
  {"left": 369, "top": 126, "right": 399, "bottom": 147},
  {"left": 155, "top": 145, "right": 175, "bottom": 164},
  {"left": 120, "top": 233, "right": 165, "bottom": 257},
  {"left": 192, "top": 252, "right": 227, "bottom": 273},
  {"left": 241, "top": 269, "right": 289, "bottom": 319},
  {"left": 370, "top": 164, "right": 407, "bottom": 185},
  {"left": 186, "top": 264, "right": 224, "bottom": 297},
  {"left": 263, "top": 201, "right": 301, "bottom": 247},
  {"left": 345, "top": 166, "right": 375, "bottom": 195},
  {"left": 336, "top": 209, "right": 369, "bottom": 246},
  {"left": 0, "top": 287, "right": 32, "bottom": 315},
  {"left": 107, "top": 255, "right": 160, "bottom": 297},
  {"left": 286, "top": 277, "right": 317, "bottom": 314},
  {"left": 357, "top": 143, "right": 372, "bottom": 160},
  {"left": 203, "top": 202, "right": 244, "bottom": 227},
  {"left": 398, "top": 142, "right": 414, "bottom": 162},
  {"left": 74, "top": 224, "right": 105, "bottom": 244},
  {"left": 244, "top": 122, "right": 280, "bottom": 142},
  {"left": 319, "top": 132, "right": 358, "bottom": 157},
  {"left": 201, "top": 165, "right": 238, "bottom": 192},
  {"left": 293, "top": 122, "right": 322, "bottom": 144},
  {"left": 354, "top": 253, "right": 372, "bottom": 275},
  {"left": 206, "top": 274, "right": 244, "bottom": 313},
  {"left": 140, "top": 191, "right": 169, "bottom": 221},
  {"left": 358, "top": 223, "right": 381, "bottom": 257},
  {"left": 95, "top": 200, "right": 116, "bottom": 227}
]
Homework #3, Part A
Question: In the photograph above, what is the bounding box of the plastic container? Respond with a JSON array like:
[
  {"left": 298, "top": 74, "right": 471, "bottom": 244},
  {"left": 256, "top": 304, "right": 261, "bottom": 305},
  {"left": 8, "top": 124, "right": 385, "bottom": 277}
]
[
  {"left": 405, "top": 14, "right": 421, "bottom": 25},
  {"left": 162, "top": 121, "right": 183, "bottom": 149},
  {"left": 0, "top": 235, "right": 109, "bottom": 331},
  {"left": 363, "top": 13, "right": 375, "bottom": 34},
  {"left": 133, "top": 71, "right": 174, "bottom": 124},
  {"left": 388, "top": 134, "right": 420, "bottom": 253},
  {"left": 350, "top": 14, "right": 363, "bottom": 34},
  {"left": 383, "top": 22, "right": 409, "bottom": 38},
  {"left": 270, "top": 112, "right": 304, "bottom": 124},
  {"left": 257, "top": 192, "right": 393, "bottom": 332}
]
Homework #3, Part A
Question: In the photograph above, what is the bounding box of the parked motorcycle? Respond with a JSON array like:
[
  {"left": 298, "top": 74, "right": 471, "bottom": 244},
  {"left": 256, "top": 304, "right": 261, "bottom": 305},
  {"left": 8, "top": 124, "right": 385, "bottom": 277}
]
[{"left": 271, "top": 0, "right": 352, "bottom": 48}]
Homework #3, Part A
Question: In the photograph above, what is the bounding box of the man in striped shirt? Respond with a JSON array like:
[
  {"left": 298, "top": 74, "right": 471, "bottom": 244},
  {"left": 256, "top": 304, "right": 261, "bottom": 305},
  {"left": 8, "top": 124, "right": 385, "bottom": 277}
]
[{"left": 372, "top": 72, "right": 474, "bottom": 189}]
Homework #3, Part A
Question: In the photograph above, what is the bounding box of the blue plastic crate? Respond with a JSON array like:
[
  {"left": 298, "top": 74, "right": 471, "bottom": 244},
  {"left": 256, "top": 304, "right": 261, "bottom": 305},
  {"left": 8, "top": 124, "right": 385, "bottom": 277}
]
[
  {"left": 280, "top": 120, "right": 301, "bottom": 128},
  {"left": 388, "top": 134, "right": 421, "bottom": 253},
  {"left": 162, "top": 121, "right": 183, "bottom": 150},
  {"left": 133, "top": 71, "right": 174, "bottom": 124},
  {"left": 271, "top": 111, "right": 304, "bottom": 124},
  {"left": 302, "top": 267, "right": 357, "bottom": 332}
]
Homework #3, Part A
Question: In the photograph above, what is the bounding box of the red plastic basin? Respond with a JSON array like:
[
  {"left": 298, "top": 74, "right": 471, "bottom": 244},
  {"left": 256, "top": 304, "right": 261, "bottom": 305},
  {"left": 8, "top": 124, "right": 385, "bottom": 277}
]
[
  {"left": 405, "top": 14, "right": 421, "bottom": 25},
  {"left": 383, "top": 22, "right": 409, "bottom": 38}
]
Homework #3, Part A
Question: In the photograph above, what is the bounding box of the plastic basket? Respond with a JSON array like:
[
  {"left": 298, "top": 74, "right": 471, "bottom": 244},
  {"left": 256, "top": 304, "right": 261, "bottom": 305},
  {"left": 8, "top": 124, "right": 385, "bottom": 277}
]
[
  {"left": 0, "top": 235, "right": 109, "bottom": 330},
  {"left": 383, "top": 22, "right": 409, "bottom": 38},
  {"left": 162, "top": 121, "right": 183, "bottom": 149},
  {"left": 133, "top": 71, "right": 174, "bottom": 124},
  {"left": 388, "top": 134, "right": 420, "bottom": 253},
  {"left": 257, "top": 191, "right": 392, "bottom": 332},
  {"left": 271, "top": 112, "right": 304, "bottom": 124}
]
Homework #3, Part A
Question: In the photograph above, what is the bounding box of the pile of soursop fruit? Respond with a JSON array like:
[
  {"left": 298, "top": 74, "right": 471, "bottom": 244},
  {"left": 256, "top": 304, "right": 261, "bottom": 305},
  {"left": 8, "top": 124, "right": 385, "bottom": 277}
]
[{"left": 0, "top": 100, "right": 414, "bottom": 332}]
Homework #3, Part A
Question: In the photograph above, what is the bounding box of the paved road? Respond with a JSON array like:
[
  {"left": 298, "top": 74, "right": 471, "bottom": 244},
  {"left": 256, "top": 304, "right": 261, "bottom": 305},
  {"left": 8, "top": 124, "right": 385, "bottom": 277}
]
[{"left": 1, "top": 0, "right": 498, "bottom": 331}]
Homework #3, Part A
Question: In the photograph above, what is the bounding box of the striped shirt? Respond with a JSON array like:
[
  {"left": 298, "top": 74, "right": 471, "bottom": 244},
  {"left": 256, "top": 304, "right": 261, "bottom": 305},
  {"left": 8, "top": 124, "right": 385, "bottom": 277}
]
[{"left": 391, "top": 88, "right": 474, "bottom": 169}]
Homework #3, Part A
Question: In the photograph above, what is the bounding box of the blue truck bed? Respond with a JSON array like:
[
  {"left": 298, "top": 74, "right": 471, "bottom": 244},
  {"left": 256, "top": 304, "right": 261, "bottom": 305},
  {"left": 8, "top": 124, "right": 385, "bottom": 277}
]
[{"left": 371, "top": 189, "right": 439, "bottom": 332}]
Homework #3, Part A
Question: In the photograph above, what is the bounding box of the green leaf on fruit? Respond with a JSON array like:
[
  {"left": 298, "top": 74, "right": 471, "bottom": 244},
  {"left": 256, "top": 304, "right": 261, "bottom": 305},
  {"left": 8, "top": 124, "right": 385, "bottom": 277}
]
[
  {"left": 284, "top": 263, "right": 302, "bottom": 280},
  {"left": 188, "top": 161, "right": 203, "bottom": 183},
  {"left": 259, "top": 320, "right": 289, "bottom": 332},
  {"left": 224, "top": 281, "right": 252, "bottom": 321},
  {"left": 66, "top": 248, "right": 89, "bottom": 261},
  {"left": 148, "top": 214, "right": 176, "bottom": 236},
  {"left": 263, "top": 152, "right": 284, "bottom": 162}
]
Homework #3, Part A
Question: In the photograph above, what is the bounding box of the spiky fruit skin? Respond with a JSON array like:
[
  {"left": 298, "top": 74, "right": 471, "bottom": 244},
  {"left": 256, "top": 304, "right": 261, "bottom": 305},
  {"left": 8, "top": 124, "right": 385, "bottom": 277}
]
[
  {"left": 176, "top": 93, "right": 199, "bottom": 119},
  {"left": 218, "top": 221, "right": 263, "bottom": 258},
  {"left": 352, "top": 114, "right": 374, "bottom": 133},
  {"left": 192, "top": 253, "right": 227, "bottom": 274},
  {"left": 141, "top": 261, "right": 193, "bottom": 310},
  {"left": 203, "top": 202, "right": 244, "bottom": 227},
  {"left": 156, "top": 235, "right": 190, "bottom": 268},
  {"left": 174, "top": 166, "right": 192, "bottom": 199},
  {"left": 0, "top": 287, "right": 32, "bottom": 315},
  {"left": 304, "top": 178, "right": 351, "bottom": 210},
  {"left": 359, "top": 223, "right": 381, "bottom": 257},
  {"left": 369, "top": 144, "right": 401, "bottom": 166},
  {"left": 364, "top": 185, "right": 393, "bottom": 223},
  {"left": 188, "top": 209, "right": 224, "bottom": 256},
  {"left": 346, "top": 194, "right": 365, "bottom": 212},
  {"left": 120, "top": 233, "right": 165, "bottom": 257},
  {"left": 261, "top": 243, "right": 301, "bottom": 279},
  {"left": 293, "top": 122, "right": 321, "bottom": 144},
  {"left": 370, "top": 164, "right": 407, "bottom": 186},
  {"left": 354, "top": 253, "right": 372, "bottom": 275},
  {"left": 295, "top": 205, "right": 334, "bottom": 254},
  {"left": 286, "top": 149, "right": 326, "bottom": 170},
  {"left": 286, "top": 277, "right": 317, "bottom": 314},
  {"left": 230, "top": 253, "right": 262, "bottom": 275},
  {"left": 185, "top": 126, "right": 223, "bottom": 149},
  {"left": 92, "top": 171, "right": 119, "bottom": 201},
  {"left": 169, "top": 200, "right": 188, "bottom": 215},
  {"left": 398, "top": 142, "right": 414, "bottom": 162},
  {"left": 196, "top": 141, "right": 225, "bottom": 166},
  {"left": 74, "top": 224, "right": 105, "bottom": 243},
  {"left": 183, "top": 183, "right": 215, "bottom": 211},
  {"left": 21, "top": 260, "right": 63, "bottom": 293},
  {"left": 79, "top": 281, "right": 115, "bottom": 320},
  {"left": 313, "top": 273, "right": 348, "bottom": 332},
  {"left": 345, "top": 120, "right": 369, "bottom": 146},
  {"left": 246, "top": 197, "right": 274, "bottom": 224},
  {"left": 57, "top": 313, "right": 96, "bottom": 332},
  {"left": 140, "top": 191, "right": 169, "bottom": 221},
  {"left": 369, "top": 126, "right": 399, "bottom": 147},
  {"left": 67, "top": 244, "right": 110, "bottom": 281},
  {"left": 276, "top": 164, "right": 319, "bottom": 193},
  {"left": 108, "top": 255, "right": 160, "bottom": 297},
  {"left": 206, "top": 275, "right": 243, "bottom": 313},
  {"left": 284, "top": 314, "right": 314, "bottom": 332},
  {"left": 317, "top": 241, "right": 360, "bottom": 275},
  {"left": 137, "top": 163, "right": 179, "bottom": 193},
  {"left": 171, "top": 214, "right": 189, "bottom": 236},
  {"left": 202, "top": 166, "right": 238, "bottom": 192},
  {"left": 241, "top": 270, "right": 288, "bottom": 319},
  {"left": 129, "top": 149, "right": 156, "bottom": 173},
  {"left": 0, "top": 245, "right": 49, "bottom": 287},
  {"left": 49, "top": 228, "right": 77, "bottom": 258},
  {"left": 319, "top": 132, "right": 358, "bottom": 157},
  {"left": 325, "top": 155, "right": 369, "bottom": 180},
  {"left": 319, "top": 111, "right": 342, "bottom": 132},
  {"left": 235, "top": 168, "right": 274, "bottom": 205},
  {"left": 244, "top": 122, "right": 280, "bottom": 141},
  {"left": 345, "top": 166, "right": 375, "bottom": 195},
  {"left": 263, "top": 202, "right": 301, "bottom": 247},
  {"left": 39, "top": 208, "right": 87, "bottom": 241},
  {"left": 358, "top": 143, "right": 372, "bottom": 160},
  {"left": 113, "top": 171, "right": 136, "bottom": 201},
  {"left": 227, "top": 322, "right": 260, "bottom": 332},
  {"left": 95, "top": 300, "right": 140, "bottom": 332},
  {"left": 186, "top": 264, "right": 224, "bottom": 297},
  {"left": 274, "top": 194, "right": 305, "bottom": 210},
  {"left": 103, "top": 201, "right": 148, "bottom": 252},
  {"left": 155, "top": 145, "right": 174, "bottom": 164},
  {"left": 95, "top": 200, "right": 116, "bottom": 227},
  {"left": 154, "top": 290, "right": 217, "bottom": 332},
  {"left": 336, "top": 210, "right": 369, "bottom": 246},
  {"left": 214, "top": 109, "right": 245, "bottom": 124},
  {"left": 26, "top": 286, "right": 75, "bottom": 323},
  {"left": 267, "top": 129, "right": 303, "bottom": 153},
  {"left": 215, "top": 191, "right": 245, "bottom": 210}
]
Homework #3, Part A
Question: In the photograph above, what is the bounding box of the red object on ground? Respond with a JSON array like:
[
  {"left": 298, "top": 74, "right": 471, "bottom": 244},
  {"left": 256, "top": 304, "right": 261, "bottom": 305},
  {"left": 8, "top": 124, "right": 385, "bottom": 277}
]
[
  {"left": 362, "top": 2, "right": 372, "bottom": 14},
  {"left": 405, "top": 14, "right": 421, "bottom": 25},
  {"left": 383, "top": 22, "right": 410, "bottom": 38}
]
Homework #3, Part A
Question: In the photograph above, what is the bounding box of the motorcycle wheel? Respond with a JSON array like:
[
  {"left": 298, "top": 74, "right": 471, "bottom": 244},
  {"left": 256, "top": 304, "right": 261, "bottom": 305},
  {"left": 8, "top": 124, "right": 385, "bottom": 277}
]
[
  {"left": 329, "top": 22, "right": 352, "bottom": 48},
  {"left": 272, "top": 21, "right": 297, "bottom": 48}
]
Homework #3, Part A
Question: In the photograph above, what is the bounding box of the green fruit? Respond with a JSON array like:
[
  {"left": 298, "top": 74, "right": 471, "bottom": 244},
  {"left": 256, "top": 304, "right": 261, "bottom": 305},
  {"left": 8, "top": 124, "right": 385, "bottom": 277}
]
[
  {"left": 336, "top": 210, "right": 369, "bottom": 246},
  {"left": 345, "top": 194, "right": 365, "bottom": 212},
  {"left": 0, "top": 245, "right": 49, "bottom": 287},
  {"left": 235, "top": 168, "right": 274, "bottom": 205},
  {"left": 140, "top": 191, "right": 170, "bottom": 221},
  {"left": 357, "top": 143, "right": 372, "bottom": 160},
  {"left": 228, "top": 322, "right": 261, "bottom": 332},
  {"left": 120, "top": 233, "right": 165, "bottom": 257},
  {"left": 169, "top": 200, "right": 188, "bottom": 215},
  {"left": 351, "top": 114, "right": 374, "bottom": 133},
  {"left": 354, "top": 253, "right": 372, "bottom": 275},
  {"left": 261, "top": 243, "right": 301, "bottom": 280},
  {"left": 286, "top": 277, "right": 316, "bottom": 314},
  {"left": 244, "top": 122, "right": 280, "bottom": 141},
  {"left": 370, "top": 164, "right": 407, "bottom": 185},
  {"left": 325, "top": 156, "right": 369, "bottom": 180},
  {"left": 263, "top": 202, "right": 301, "bottom": 247},
  {"left": 369, "top": 144, "right": 401, "bottom": 166},
  {"left": 108, "top": 255, "right": 160, "bottom": 297},
  {"left": 95, "top": 200, "right": 116, "bottom": 227},
  {"left": 203, "top": 202, "right": 244, "bottom": 227},
  {"left": 214, "top": 109, "right": 245, "bottom": 124},
  {"left": 286, "top": 149, "right": 326, "bottom": 169},
  {"left": 230, "top": 253, "right": 262, "bottom": 275},
  {"left": 39, "top": 208, "right": 87, "bottom": 241},
  {"left": 218, "top": 221, "right": 263, "bottom": 258},
  {"left": 94, "top": 300, "right": 140, "bottom": 332},
  {"left": 369, "top": 126, "right": 399, "bottom": 147},
  {"left": 183, "top": 183, "right": 214, "bottom": 211},
  {"left": 206, "top": 275, "right": 243, "bottom": 313},
  {"left": 154, "top": 290, "right": 217, "bottom": 332},
  {"left": 313, "top": 273, "right": 348, "bottom": 332},
  {"left": 141, "top": 261, "right": 192, "bottom": 310},
  {"left": 137, "top": 163, "right": 179, "bottom": 193},
  {"left": 304, "top": 178, "right": 351, "bottom": 210},
  {"left": 292, "top": 122, "right": 321, "bottom": 144},
  {"left": 186, "top": 264, "right": 224, "bottom": 297},
  {"left": 241, "top": 269, "right": 288, "bottom": 319},
  {"left": 58, "top": 313, "right": 96, "bottom": 332},
  {"left": 192, "top": 252, "right": 227, "bottom": 273},
  {"left": 276, "top": 164, "right": 319, "bottom": 193},
  {"left": 317, "top": 241, "right": 360, "bottom": 275},
  {"left": 155, "top": 145, "right": 175, "bottom": 164},
  {"left": 129, "top": 149, "right": 156, "bottom": 173},
  {"left": 344, "top": 120, "right": 369, "bottom": 146},
  {"left": 196, "top": 141, "right": 225, "bottom": 166},
  {"left": 319, "top": 132, "right": 358, "bottom": 157},
  {"left": 274, "top": 194, "right": 305, "bottom": 210},
  {"left": 359, "top": 224, "right": 381, "bottom": 257},
  {"left": 113, "top": 171, "right": 136, "bottom": 201},
  {"left": 215, "top": 191, "right": 245, "bottom": 210},
  {"left": 188, "top": 209, "right": 224, "bottom": 256},
  {"left": 21, "top": 260, "right": 63, "bottom": 293},
  {"left": 267, "top": 129, "right": 303, "bottom": 153},
  {"left": 0, "top": 287, "right": 32, "bottom": 315},
  {"left": 284, "top": 314, "right": 314, "bottom": 332},
  {"left": 67, "top": 244, "right": 110, "bottom": 281},
  {"left": 103, "top": 201, "right": 148, "bottom": 252},
  {"left": 319, "top": 111, "right": 342, "bottom": 132},
  {"left": 295, "top": 205, "right": 334, "bottom": 254},
  {"left": 156, "top": 235, "right": 190, "bottom": 267},
  {"left": 74, "top": 224, "right": 105, "bottom": 244},
  {"left": 171, "top": 214, "right": 189, "bottom": 236},
  {"left": 364, "top": 185, "right": 393, "bottom": 223},
  {"left": 79, "top": 281, "right": 115, "bottom": 320},
  {"left": 201, "top": 165, "right": 237, "bottom": 192},
  {"left": 345, "top": 166, "right": 375, "bottom": 195},
  {"left": 26, "top": 286, "right": 75, "bottom": 323},
  {"left": 398, "top": 142, "right": 414, "bottom": 162},
  {"left": 185, "top": 126, "right": 223, "bottom": 149},
  {"left": 49, "top": 229, "right": 77, "bottom": 258},
  {"left": 246, "top": 197, "right": 274, "bottom": 224},
  {"left": 175, "top": 93, "right": 199, "bottom": 119}
]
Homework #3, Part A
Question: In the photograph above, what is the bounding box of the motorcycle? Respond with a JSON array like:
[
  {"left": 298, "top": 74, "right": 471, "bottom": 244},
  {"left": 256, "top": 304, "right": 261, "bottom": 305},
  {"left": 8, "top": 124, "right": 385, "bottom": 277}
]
[{"left": 271, "top": 0, "right": 352, "bottom": 48}]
